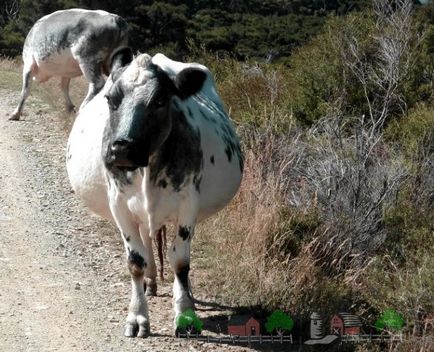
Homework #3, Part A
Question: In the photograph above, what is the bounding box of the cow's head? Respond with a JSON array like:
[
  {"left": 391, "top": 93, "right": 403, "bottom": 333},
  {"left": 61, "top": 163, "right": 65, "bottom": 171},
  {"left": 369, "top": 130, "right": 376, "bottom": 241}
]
[{"left": 103, "top": 48, "right": 207, "bottom": 171}]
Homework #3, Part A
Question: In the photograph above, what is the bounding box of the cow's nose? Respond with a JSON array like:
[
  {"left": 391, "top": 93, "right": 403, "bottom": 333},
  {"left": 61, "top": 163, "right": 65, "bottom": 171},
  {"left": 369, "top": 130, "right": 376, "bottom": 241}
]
[
  {"left": 109, "top": 139, "right": 136, "bottom": 168},
  {"left": 107, "top": 138, "right": 149, "bottom": 169},
  {"left": 111, "top": 139, "right": 131, "bottom": 153}
]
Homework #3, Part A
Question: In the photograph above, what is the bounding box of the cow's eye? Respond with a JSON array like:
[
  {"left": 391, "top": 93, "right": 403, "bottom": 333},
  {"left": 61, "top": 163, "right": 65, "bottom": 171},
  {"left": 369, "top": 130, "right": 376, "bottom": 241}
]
[
  {"left": 155, "top": 97, "right": 166, "bottom": 108},
  {"left": 105, "top": 94, "right": 119, "bottom": 111}
]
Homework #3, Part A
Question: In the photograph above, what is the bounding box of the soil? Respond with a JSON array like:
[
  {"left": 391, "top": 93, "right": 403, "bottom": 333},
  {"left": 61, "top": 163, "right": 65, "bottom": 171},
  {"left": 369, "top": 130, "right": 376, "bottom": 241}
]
[{"left": 0, "top": 88, "right": 292, "bottom": 352}]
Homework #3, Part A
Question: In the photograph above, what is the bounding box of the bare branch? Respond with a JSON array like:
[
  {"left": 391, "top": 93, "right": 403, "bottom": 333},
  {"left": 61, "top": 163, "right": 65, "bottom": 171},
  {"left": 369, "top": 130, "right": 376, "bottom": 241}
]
[{"left": 0, "top": 0, "right": 19, "bottom": 27}]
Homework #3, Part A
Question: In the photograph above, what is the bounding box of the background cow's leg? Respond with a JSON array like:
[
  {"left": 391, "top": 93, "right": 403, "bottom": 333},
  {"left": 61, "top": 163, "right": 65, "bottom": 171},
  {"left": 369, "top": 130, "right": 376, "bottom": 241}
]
[
  {"left": 110, "top": 201, "right": 150, "bottom": 338},
  {"left": 168, "top": 203, "right": 197, "bottom": 331},
  {"left": 9, "top": 62, "right": 34, "bottom": 120},
  {"left": 140, "top": 226, "right": 158, "bottom": 296},
  {"left": 60, "top": 77, "right": 75, "bottom": 113},
  {"left": 77, "top": 60, "right": 105, "bottom": 110}
]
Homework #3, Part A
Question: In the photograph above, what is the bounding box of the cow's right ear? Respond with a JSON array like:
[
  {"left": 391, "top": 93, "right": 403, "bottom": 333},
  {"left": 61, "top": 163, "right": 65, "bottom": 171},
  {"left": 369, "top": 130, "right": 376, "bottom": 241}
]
[{"left": 110, "top": 47, "right": 133, "bottom": 81}]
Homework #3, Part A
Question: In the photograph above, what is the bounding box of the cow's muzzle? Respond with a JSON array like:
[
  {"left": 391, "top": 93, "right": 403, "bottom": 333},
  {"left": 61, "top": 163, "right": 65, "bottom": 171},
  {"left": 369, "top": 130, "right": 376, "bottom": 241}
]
[{"left": 107, "top": 139, "right": 149, "bottom": 170}]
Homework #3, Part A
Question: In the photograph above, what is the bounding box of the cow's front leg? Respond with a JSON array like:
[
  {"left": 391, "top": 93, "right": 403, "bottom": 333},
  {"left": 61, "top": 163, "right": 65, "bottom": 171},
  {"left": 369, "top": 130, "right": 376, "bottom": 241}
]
[
  {"left": 141, "top": 226, "right": 157, "bottom": 296},
  {"left": 168, "top": 221, "right": 196, "bottom": 333},
  {"left": 110, "top": 202, "right": 150, "bottom": 338},
  {"left": 124, "top": 236, "right": 150, "bottom": 338}
]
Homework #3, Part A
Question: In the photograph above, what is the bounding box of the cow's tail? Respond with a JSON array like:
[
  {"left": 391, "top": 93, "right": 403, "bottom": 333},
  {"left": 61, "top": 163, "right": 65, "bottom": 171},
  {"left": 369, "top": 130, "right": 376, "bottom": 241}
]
[{"left": 155, "top": 226, "right": 167, "bottom": 281}]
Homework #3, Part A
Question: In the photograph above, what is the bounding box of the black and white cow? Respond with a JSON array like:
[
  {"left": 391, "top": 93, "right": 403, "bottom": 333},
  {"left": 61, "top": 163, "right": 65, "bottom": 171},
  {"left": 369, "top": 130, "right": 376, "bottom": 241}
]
[
  {"left": 66, "top": 48, "right": 243, "bottom": 337},
  {"left": 9, "top": 9, "right": 128, "bottom": 121}
]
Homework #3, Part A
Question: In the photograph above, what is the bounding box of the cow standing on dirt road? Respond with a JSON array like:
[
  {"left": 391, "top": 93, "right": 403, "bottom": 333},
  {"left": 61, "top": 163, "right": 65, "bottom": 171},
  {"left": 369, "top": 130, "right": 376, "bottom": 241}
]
[
  {"left": 66, "top": 48, "right": 243, "bottom": 337},
  {"left": 9, "top": 8, "right": 128, "bottom": 121}
]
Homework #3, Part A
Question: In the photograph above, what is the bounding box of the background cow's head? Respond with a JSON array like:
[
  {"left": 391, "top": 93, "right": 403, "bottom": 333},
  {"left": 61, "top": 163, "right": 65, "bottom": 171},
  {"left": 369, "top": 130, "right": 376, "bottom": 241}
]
[{"left": 103, "top": 48, "right": 207, "bottom": 171}]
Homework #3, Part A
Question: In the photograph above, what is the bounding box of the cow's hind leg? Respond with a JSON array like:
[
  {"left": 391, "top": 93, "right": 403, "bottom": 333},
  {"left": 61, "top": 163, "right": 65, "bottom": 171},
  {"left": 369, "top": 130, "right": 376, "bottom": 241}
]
[
  {"left": 168, "top": 218, "right": 196, "bottom": 334},
  {"left": 77, "top": 60, "right": 105, "bottom": 110},
  {"left": 111, "top": 203, "right": 151, "bottom": 338},
  {"left": 9, "top": 61, "right": 34, "bottom": 120},
  {"left": 60, "top": 77, "right": 75, "bottom": 113}
]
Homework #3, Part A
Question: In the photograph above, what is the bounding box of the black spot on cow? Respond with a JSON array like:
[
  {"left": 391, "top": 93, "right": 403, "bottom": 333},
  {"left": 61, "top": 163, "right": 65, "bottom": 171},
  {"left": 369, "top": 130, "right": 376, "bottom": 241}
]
[
  {"left": 158, "top": 179, "right": 168, "bottom": 188},
  {"left": 121, "top": 232, "right": 130, "bottom": 242},
  {"left": 193, "top": 174, "right": 202, "bottom": 193},
  {"left": 216, "top": 119, "right": 242, "bottom": 168},
  {"left": 176, "top": 264, "right": 190, "bottom": 294},
  {"left": 225, "top": 146, "right": 232, "bottom": 162},
  {"left": 127, "top": 249, "right": 147, "bottom": 277},
  {"left": 210, "top": 155, "right": 215, "bottom": 164},
  {"left": 178, "top": 226, "right": 191, "bottom": 241},
  {"left": 128, "top": 249, "right": 146, "bottom": 267}
]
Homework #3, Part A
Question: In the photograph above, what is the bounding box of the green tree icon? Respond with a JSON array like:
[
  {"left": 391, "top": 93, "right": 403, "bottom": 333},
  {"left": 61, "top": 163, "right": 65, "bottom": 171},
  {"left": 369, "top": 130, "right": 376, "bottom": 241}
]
[
  {"left": 265, "top": 310, "right": 294, "bottom": 336},
  {"left": 375, "top": 309, "right": 405, "bottom": 332},
  {"left": 175, "top": 308, "right": 204, "bottom": 334}
]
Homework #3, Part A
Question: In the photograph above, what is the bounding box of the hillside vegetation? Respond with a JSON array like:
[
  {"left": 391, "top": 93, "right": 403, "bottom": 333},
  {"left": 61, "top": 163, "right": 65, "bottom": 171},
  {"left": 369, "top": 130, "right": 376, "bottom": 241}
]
[
  {"left": 1, "top": 0, "right": 433, "bottom": 350},
  {"left": 0, "top": 0, "right": 369, "bottom": 59}
]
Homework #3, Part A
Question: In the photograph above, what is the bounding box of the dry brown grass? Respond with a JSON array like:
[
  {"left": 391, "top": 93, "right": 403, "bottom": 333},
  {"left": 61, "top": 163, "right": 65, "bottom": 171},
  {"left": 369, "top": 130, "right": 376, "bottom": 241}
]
[
  {"left": 194, "top": 128, "right": 329, "bottom": 313},
  {"left": 0, "top": 56, "right": 21, "bottom": 71}
]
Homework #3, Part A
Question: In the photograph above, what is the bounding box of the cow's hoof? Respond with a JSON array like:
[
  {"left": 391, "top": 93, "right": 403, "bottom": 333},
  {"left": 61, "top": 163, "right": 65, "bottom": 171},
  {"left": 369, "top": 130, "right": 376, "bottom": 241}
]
[
  {"left": 124, "top": 320, "right": 150, "bottom": 338},
  {"left": 145, "top": 281, "right": 157, "bottom": 296},
  {"left": 124, "top": 323, "right": 138, "bottom": 338},
  {"left": 175, "top": 326, "right": 201, "bottom": 337},
  {"left": 66, "top": 105, "right": 76, "bottom": 114}
]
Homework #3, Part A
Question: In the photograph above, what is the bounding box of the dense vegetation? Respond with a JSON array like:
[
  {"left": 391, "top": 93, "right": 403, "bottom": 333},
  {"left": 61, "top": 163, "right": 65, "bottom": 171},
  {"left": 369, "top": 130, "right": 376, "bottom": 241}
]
[
  {"left": 190, "top": 1, "right": 433, "bottom": 346},
  {"left": 1, "top": 0, "right": 433, "bottom": 349},
  {"left": 0, "top": 0, "right": 370, "bottom": 59}
]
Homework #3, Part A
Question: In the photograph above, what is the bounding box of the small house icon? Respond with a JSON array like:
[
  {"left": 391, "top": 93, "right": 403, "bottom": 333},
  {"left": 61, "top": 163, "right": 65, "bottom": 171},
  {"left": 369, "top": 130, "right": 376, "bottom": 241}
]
[
  {"left": 228, "top": 315, "right": 260, "bottom": 336},
  {"left": 331, "top": 313, "right": 363, "bottom": 336}
]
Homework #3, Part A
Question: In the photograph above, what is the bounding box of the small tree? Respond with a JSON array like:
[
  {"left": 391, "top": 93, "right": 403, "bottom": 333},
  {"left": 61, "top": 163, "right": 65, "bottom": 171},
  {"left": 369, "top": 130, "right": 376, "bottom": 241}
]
[
  {"left": 175, "top": 308, "right": 203, "bottom": 334},
  {"left": 375, "top": 309, "right": 405, "bottom": 332},
  {"left": 265, "top": 310, "right": 294, "bottom": 336}
]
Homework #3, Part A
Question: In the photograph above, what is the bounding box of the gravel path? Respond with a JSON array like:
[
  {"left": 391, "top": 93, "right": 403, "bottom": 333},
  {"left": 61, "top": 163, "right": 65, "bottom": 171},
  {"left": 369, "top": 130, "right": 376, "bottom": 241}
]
[{"left": 0, "top": 88, "right": 276, "bottom": 351}]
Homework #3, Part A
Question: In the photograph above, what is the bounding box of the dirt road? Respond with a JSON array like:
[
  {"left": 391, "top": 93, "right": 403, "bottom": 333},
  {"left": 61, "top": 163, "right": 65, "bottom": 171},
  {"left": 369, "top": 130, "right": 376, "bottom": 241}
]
[{"left": 0, "top": 89, "right": 274, "bottom": 352}]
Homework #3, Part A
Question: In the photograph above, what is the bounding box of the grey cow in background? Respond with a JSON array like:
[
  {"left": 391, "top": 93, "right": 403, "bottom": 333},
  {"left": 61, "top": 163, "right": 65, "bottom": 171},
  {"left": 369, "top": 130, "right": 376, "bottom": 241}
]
[{"left": 9, "top": 8, "right": 128, "bottom": 121}]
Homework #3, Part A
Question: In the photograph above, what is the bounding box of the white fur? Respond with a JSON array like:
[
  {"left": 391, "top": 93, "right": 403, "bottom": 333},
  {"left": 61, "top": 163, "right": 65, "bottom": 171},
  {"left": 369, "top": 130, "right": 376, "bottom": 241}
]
[{"left": 66, "top": 84, "right": 113, "bottom": 220}]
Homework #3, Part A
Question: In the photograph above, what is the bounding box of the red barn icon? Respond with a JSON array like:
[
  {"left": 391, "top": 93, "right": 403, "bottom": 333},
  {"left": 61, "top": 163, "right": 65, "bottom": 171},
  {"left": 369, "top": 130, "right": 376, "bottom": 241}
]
[
  {"left": 228, "top": 315, "right": 261, "bottom": 336},
  {"left": 331, "top": 313, "right": 363, "bottom": 336}
]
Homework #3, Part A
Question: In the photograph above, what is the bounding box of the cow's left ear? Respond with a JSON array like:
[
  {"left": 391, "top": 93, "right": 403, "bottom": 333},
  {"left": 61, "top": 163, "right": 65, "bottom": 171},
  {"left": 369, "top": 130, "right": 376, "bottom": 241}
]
[
  {"left": 110, "top": 47, "right": 133, "bottom": 82},
  {"left": 174, "top": 67, "right": 207, "bottom": 99}
]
